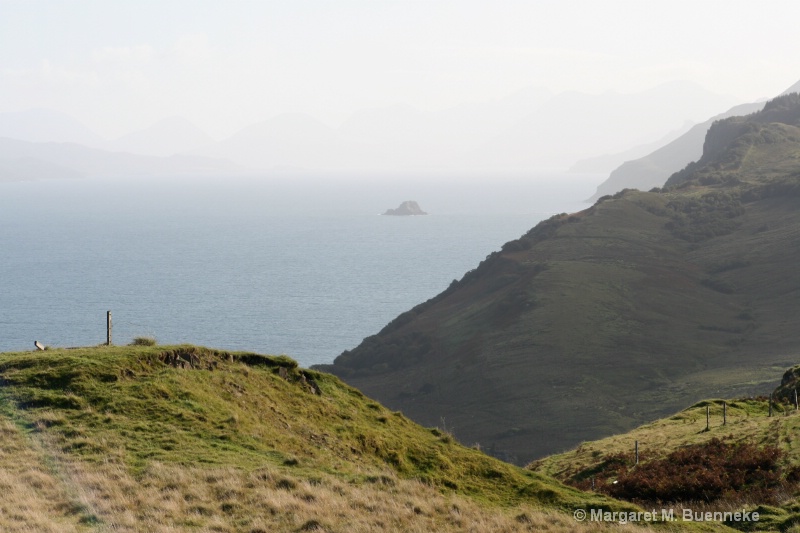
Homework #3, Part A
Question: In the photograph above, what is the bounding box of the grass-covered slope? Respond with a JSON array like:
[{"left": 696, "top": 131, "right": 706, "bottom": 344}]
[
  {"left": 530, "top": 392, "right": 800, "bottom": 532},
  {"left": 0, "top": 344, "right": 645, "bottom": 532},
  {"left": 319, "top": 93, "right": 800, "bottom": 465}
]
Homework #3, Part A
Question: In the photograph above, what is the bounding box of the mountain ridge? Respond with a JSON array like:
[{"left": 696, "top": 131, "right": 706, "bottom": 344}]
[
  {"left": 0, "top": 81, "right": 736, "bottom": 174},
  {"left": 587, "top": 101, "right": 766, "bottom": 200},
  {"left": 587, "top": 78, "right": 800, "bottom": 201}
]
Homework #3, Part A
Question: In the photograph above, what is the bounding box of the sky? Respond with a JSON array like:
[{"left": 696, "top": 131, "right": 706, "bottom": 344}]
[{"left": 1, "top": 0, "right": 799, "bottom": 139}]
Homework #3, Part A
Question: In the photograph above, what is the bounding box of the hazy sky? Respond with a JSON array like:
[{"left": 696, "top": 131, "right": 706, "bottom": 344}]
[{"left": 1, "top": 0, "right": 798, "bottom": 139}]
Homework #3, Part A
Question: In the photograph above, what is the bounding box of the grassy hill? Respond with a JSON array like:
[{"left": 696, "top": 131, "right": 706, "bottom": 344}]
[
  {"left": 0, "top": 343, "right": 652, "bottom": 532},
  {"left": 318, "top": 93, "right": 800, "bottom": 465},
  {"left": 530, "top": 389, "right": 800, "bottom": 532}
]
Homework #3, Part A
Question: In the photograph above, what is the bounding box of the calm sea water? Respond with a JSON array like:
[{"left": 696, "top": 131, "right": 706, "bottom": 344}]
[{"left": 0, "top": 174, "right": 598, "bottom": 367}]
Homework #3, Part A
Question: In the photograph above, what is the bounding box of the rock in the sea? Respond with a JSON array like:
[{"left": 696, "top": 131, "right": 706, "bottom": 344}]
[{"left": 382, "top": 201, "right": 428, "bottom": 216}]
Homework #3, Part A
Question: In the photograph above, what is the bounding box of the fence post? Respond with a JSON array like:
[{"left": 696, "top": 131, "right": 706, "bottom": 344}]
[
  {"left": 723, "top": 401, "right": 727, "bottom": 426},
  {"left": 107, "top": 311, "right": 112, "bottom": 346},
  {"left": 706, "top": 405, "right": 710, "bottom": 431},
  {"left": 635, "top": 440, "right": 639, "bottom": 465},
  {"left": 769, "top": 394, "right": 773, "bottom": 417},
  {"left": 795, "top": 389, "right": 798, "bottom": 411}
]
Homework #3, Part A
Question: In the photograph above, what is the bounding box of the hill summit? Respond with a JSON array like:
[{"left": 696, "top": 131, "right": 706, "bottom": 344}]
[
  {"left": 318, "top": 93, "right": 800, "bottom": 465},
  {"left": 0, "top": 344, "right": 632, "bottom": 531}
]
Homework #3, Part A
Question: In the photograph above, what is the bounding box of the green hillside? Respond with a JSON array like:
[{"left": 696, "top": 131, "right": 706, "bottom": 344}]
[
  {"left": 0, "top": 344, "right": 646, "bottom": 532},
  {"left": 530, "top": 387, "right": 800, "bottom": 532},
  {"left": 318, "top": 93, "right": 800, "bottom": 465}
]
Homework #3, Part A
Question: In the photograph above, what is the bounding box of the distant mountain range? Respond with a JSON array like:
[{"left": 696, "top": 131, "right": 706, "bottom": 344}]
[
  {"left": 104, "top": 116, "right": 216, "bottom": 157},
  {"left": 0, "top": 109, "right": 216, "bottom": 157},
  {"left": 0, "top": 108, "right": 106, "bottom": 146},
  {"left": 0, "top": 110, "right": 238, "bottom": 181},
  {"left": 467, "top": 81, "right": 737, "bottom": 171},
  {"left": 0, "top": 81, "right": 737, "bottom": 178},
  {"left": 0, "top": 136, "right": 244, "bottom": 182},
  {"left": 192, "top": 81, "right": 735, "bottom": 173},
  {"left": 567, "top": 122, "right": 694, "bottom": 174}
]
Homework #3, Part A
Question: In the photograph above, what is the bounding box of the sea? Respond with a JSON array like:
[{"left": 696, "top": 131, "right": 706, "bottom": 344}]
[{"left": 0, "top": 173, "right": 600, "bottom": 368}]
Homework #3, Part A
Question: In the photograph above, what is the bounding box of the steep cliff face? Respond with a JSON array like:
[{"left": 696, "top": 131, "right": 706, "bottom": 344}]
[
  {"left": 666, "top": 93, "right": 800, "bottom": 188},
  {"left": 587, "top": 101, "right": 765, "bottom": 201},
  {"left": 319, "top": 95, "right": 800, "bottom": 465},
  {"left": 589, "top": 87, "right": 800, "bottom": 201}
]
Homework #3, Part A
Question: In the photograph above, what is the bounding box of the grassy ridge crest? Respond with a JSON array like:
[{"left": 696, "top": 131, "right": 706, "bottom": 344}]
[{"left": 0, "top": 344, "right": 649, "bottom": 531}]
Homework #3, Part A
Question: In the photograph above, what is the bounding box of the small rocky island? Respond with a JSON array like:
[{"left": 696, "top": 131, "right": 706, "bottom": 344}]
[{"left": 382, "top": 201, "right": 428, "bottom": 216}]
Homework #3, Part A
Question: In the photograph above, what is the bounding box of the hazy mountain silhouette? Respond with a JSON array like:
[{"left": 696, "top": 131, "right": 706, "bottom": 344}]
[
  {"left": 337, "top": 87, "right": 554, "bottom": 170},
  {"left": 568, "top": 122, "right": 694, "bottom": 174},
  {"left": 106, "top": 116, "right": 215, "bottom": 157},
  {"left": 586, "top": 80, "right": 800, "bottom": 201},
  {"left": 0, "top": 136, "right": 245, "bottom": 181},
  {"left": 782, "top": 79, "right": 800, "bottom": 95},
  {"left": 193, "top": 82, "right": 734, "bottom": 173},
  {"left": 587, "top": 101, "right": 766, "bottom": 200},
  {"left": 0, "top": 108, "right": 104, "bottom": 146},
  {"left": 473, "top": 81, "right": 737, "bottom": 171},
  {"left": 0, "top": 82, "right": 741, "bottom": 176},
  {"left": 195, "top": 112, "right": 385, "bottom": 172}
]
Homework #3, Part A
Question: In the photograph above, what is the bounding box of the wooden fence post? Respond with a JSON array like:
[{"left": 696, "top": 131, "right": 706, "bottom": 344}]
[
  {"left": 706, "top": 405, "right": 710, "bottom": 431},
  {"left": 769, "top": 394, "right": 773, "bottom": 417},
  {"left": 107, "top": 311, "right": 112, "bottom": 346},
  {"left": 723, "top": 401, "right": 727, "bottom": 426},
  {"left": 635, "top": 440, "right": 639, "bottom": 465},
  {"left": 795, "top": 389, "right": 798, "bottom": 411}
]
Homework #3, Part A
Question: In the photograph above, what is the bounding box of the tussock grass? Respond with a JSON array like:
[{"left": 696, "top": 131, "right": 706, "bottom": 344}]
[
  {"left": 0, "top": 453, "right": 652, "bottom": 532},
  {"left": 0, "top": 419, "right": 88, "bottom": 532},
  {"left": 129, "top": 336, "right": 157, "bottom": 346}
]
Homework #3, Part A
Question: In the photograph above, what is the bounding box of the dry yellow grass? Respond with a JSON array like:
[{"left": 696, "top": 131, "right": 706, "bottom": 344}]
[
  {"left": 0, "top": 419, "right": 87, "bottom": 532},
  {"left": 0, "top": 416, "right": 659, "bottom": 532}
]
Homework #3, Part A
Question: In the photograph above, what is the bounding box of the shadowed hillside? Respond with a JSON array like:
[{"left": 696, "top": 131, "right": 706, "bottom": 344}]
[{"left": 318, "top": 94, "right": 800, "bottom": 465}]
